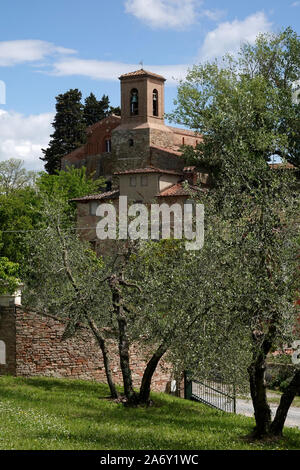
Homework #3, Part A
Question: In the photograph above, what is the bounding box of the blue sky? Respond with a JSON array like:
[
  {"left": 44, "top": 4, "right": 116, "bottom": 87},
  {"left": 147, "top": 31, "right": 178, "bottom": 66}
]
[{"left": 0, "top": 0, "right": 299, "bottom": 170}]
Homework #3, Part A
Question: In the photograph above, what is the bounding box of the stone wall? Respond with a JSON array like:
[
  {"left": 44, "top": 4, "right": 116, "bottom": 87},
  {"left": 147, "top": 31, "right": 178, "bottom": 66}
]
[
  {"left": 111, "top": 128, "right": 151, "bottom": 170},
  {"left": 0, "top": 306, "right": 174, "bottom": 393},
  {"left": 0, "top": 306, "right": 16, "bottom": 375},
  {"left": 150, "top": 147, "right": 184, "bottom": 172}
]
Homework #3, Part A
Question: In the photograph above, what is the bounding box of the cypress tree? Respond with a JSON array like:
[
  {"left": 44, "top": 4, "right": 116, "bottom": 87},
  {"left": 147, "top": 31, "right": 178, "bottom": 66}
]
[
  {"left": 41, "top": 89, "right": 87, "bottom": 174},
  {"left": 83, "top": 93, "right": 110, "bottom": 126}
]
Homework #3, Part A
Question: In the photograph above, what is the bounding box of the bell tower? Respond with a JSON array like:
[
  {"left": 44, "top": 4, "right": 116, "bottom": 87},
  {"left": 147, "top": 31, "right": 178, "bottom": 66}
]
[
  {"left": 119, "top": 69, "right": 166, "bottom": 126},
  {"left": 111, "top": 68, "right": 174, "bottom": 170}
]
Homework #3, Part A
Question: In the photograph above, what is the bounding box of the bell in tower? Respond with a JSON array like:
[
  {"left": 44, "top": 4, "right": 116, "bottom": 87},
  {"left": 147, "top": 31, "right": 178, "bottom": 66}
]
[{"left": 130, "top": 88, "right": 139, "bottom": 115}]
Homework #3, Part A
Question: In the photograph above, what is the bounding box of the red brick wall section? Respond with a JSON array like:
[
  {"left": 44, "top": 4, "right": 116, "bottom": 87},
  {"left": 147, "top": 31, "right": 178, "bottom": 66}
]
[
  {"left": 10, "top": 307, "right": 173, "bottom": 393},
  {"left": 0, "top": 306, "right": 17, "bottom": 376}
]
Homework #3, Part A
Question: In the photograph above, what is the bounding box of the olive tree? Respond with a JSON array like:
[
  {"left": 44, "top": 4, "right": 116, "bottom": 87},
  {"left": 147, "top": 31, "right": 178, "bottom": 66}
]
[{"left": 169, "top": 28, "right": 300, "bottom": 438}]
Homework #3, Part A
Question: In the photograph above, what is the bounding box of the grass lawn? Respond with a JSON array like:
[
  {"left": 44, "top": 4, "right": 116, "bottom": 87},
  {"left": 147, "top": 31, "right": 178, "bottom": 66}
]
[{"left": 0, "top": 376, "right": 299, "bottom": 450}]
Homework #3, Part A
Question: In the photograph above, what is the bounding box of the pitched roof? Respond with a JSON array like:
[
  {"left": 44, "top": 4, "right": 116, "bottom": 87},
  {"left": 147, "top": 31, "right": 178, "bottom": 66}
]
[
  {"left": 114, "top": 167, "right": 183, "bottom": 176},
  {"left": 119, "top": 69, "right": 166, "bottom": 81},
  {"left": 167, "top": 126, "right": 202, "bottom": 137},
  {"left": 269, "top": 162, "right": 296, "bottom": 169},
  {"left": 150, "top": 145, "right": 182, "bottom": 157},
  {"left": 86, "top": 114, "right": 121, "bottom": 134},
  {"left": 63, "top": 145, "right": 86, "bottom": 162},
  {"left": 70, "top": 190, "right": 119, "bottom": 202},
  {"left": 157, "top": 182, "right": 204, "bottom": 197}
]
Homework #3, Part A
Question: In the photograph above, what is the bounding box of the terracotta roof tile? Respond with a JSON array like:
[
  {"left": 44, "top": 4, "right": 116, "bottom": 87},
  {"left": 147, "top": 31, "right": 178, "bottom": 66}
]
[
  {"left": 63, "top": 145, "right": 86, "bottom": 162},
  {"left": 119, "top": 69, "right": 166, "bottom": 81},
  {"left": 269, "top": 162, "right": 296, "bottom": 169},
  {"left": 157, "top": 182, "right": 204, "bottom": 197},
  {"left": 150, "top": 145, "right": 182, "bottom": 157},
  {"left": 114, "top": 167, "right": 183, "bottom": 176},
  {"left": 86, "top": 114, "right": 121, "bottom": 133},
  {"left": 70, "top": 190, "right": 119, "bottom": 202},
  {"left": 167, "top": 126, "right": 202, "bottom": 137}
]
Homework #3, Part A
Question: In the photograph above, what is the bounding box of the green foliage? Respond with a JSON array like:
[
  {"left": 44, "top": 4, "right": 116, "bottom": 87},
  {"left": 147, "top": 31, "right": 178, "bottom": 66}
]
[
  {"left": 0, "top": 187, "right": 41, "bottom": 264},
  {"left": 169, "top": 28, "right": 300, "bottom": 170},
  {"left": 37, "top": 166, "right": 105, "bottom": 216},
  {"left": 0, "top": 256, "right": 19, "bottom": 294},
  {"left": 83, "top": 93, "right": 110, "bottom": 126},
  {"left": 22, "top": 197, "right": 110, "bottom": 325},
  {"left": 167, "top": 30, "right": 300, "bottom": 433},
  {"left": 41, "top": 89, "right": 87, "bottom": 174},
  {"left": 0, "top": 161, "right": 104, "bottom": 265},
  {"left": 109, "top": 105, "right": 121, "bottom": 116},
  {"left": 0, "top": 159, "right": 37, "bottom": 195}
]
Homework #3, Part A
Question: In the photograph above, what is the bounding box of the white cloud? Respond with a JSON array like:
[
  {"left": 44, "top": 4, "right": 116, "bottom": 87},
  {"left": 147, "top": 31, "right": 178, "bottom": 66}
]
[
  {"left": 201, "top": 9, "right": 225, "bottom": 22},
  {"left": 50, "top": 12, "right": 272, "bottom": 83},
  {"left": 52, "top": 58, "right": 188, "bottom": 84},
  {"left": 199, "top": 12, "right": 272, "bottom": 61},
  {"left": 0, "top": 110, "right": 53, "bottom": 170},
  {"left": 124, "top": 0, "right": 199, "bottom": 29},
  {"left": 0, "top": 40, "right": 76, "bottom": 67}
]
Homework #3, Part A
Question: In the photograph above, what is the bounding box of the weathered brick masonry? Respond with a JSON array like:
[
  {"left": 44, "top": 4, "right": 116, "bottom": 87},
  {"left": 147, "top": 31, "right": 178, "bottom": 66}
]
[{"left": 0, "top": 305, "right": 174, "bottom": 393}]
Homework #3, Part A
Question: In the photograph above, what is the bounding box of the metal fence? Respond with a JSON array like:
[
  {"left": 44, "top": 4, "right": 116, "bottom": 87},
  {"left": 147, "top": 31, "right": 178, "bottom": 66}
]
[{"left": 185, "top": 374, "right": 236, "bottom": 413}]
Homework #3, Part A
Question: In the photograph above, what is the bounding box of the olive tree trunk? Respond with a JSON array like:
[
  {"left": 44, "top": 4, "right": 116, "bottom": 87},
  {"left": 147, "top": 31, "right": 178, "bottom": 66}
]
[
  {"left": 110, "top": 276, "right": 137, "bottom": 404},
  {"left": 248, "top": 356, "right": 272, "bottom": 437},
  {"left": 87, "top": 317, "right": 119, "bottom": 399},
  {"left": 270, "top": 369, "right": 300, "bottom": 436},
  {"left": 138, "top": 342, "right": 169, "bottom": 404}
]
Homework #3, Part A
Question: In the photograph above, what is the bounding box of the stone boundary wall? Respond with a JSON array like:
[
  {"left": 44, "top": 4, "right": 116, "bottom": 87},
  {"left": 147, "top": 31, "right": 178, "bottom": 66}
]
[
  {"left": 0, "top": 306, "right": 16, "bottom": 376},
  {"left": 0, "top": 306, "right": 174, "bottom": 393}
]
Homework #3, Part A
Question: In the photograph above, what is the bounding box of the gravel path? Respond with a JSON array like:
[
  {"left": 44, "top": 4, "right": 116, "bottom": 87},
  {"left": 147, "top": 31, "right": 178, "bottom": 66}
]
[{"left": 236, "top": 397, "right": 300, "bottom": 429}]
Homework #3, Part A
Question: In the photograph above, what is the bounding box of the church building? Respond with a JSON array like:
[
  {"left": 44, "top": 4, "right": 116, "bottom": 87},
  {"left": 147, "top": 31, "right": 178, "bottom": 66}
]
[{"left": 64, "top": 68, "right": 209, "bottom": 249}]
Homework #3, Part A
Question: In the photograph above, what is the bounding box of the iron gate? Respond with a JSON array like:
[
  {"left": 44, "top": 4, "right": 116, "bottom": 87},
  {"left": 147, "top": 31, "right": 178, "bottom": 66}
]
[{"left": 184, "top": 373, "right": 236, "bottom": 413}]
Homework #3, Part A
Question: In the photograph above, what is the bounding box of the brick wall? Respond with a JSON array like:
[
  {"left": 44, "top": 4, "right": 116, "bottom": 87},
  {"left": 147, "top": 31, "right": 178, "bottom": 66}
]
[{"left": 0, "top": 306, "right": 174, "bottom": 393}]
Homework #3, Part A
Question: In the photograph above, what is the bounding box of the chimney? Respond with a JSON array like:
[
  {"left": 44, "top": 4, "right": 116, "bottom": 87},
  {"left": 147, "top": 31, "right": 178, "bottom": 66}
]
[{"left": 183, "top": 166, "right": 197, "bottom": 185}]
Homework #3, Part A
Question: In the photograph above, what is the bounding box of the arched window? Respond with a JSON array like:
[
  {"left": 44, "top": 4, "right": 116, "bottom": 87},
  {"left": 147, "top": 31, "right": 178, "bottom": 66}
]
[
  {"left": 130, "top": 89, "right": 139, "bottom": 116},
  {"left": 0, "top": 340, "right": 6, "bottom": 365},
  {"left": 153, "top": 89, "right": 158, "bottom": 116},
  {"left": 129, "top": 138, "right": 134, "bottom": 147},
  {"left": 106, "top": 138, "right": 112, "bottom": 153},
  {"left": 103, "top": 136, "right": 111, "bottom": 153}
]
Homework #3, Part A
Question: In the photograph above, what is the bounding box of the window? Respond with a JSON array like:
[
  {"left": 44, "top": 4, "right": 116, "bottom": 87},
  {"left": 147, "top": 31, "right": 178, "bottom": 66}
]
[
  {"left": 130, "top": 176, "right": 137, "bottom": 187},
  {"left": 153, "top": 89, "right": 158, "bottom": 116},
  {"left": 0, "top": 340, "right": 6, "bottom": 365},
  {"left": 129, "top": 138, "right": 134, "bottom": 147},
  {"left": 141, "top": 175, "right": 148, "bottom": 186},
  {"left": 90, "top": 201, "right": 99, "bottom": 215},
  {"left": 130, "top": 89, "right": 139, "bottom": 115},
  {"left": 105, "top": 138, "right": 112, "bottom": 153}
]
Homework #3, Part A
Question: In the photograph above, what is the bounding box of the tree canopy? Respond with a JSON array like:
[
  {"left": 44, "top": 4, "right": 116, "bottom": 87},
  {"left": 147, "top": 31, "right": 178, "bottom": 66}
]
[
  {"left": 169, "top": 28, "right": 300, "bottom": 171},
  {"left": 0, "top": 159, "right": 36, "bottom": 195},
  {"left": 0, "top": 161, "right": 104, "bottom": 265},
  {"left": 41, "top": 89, "right": 87, "bottom": 174},
  {"left": 168, "top": 28, "right": 300, "bottom": 438}
]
